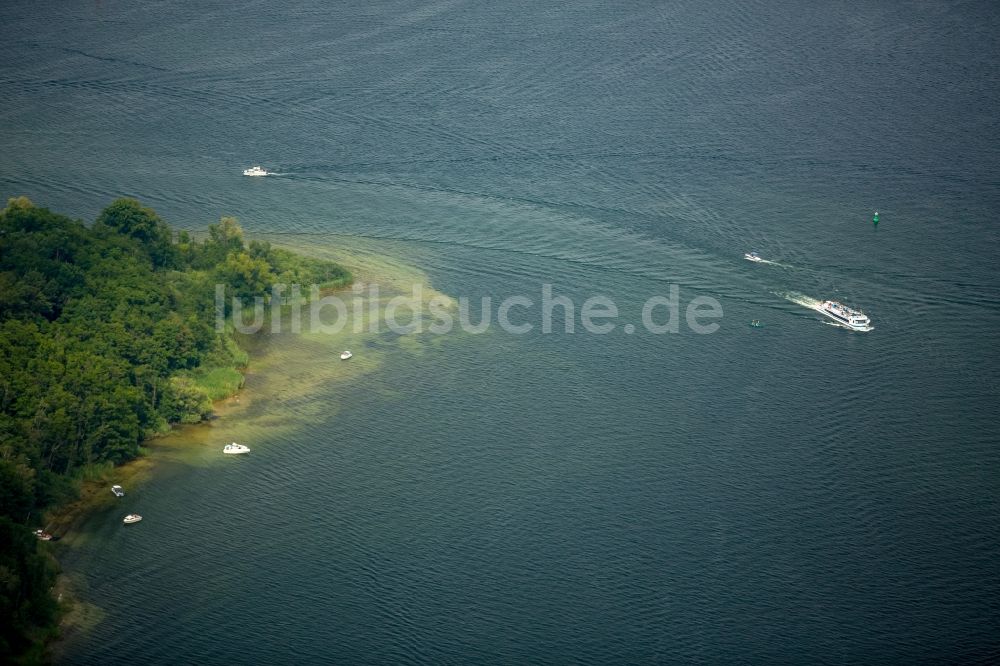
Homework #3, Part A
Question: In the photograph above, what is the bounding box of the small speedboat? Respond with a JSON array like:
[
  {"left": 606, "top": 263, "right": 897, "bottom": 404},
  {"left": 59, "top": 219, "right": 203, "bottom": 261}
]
[
  {"left": 223, "top": 442, "right": 250, "bottom": 455},
  {"left": 340, "top": 350, "right": 353, "bottom": 360},
  {"left": 111, "top": 484, "right": 125, "bottom": 497},
  {"left": 242, "top": 165, "right": 270, "bottom": 177},
  {"left": 123, "top": 514, "right": 142, "bottom": 525},
  {"left": 744, "top": 251, "right": 764, "bottom": 262},
  {"left": 34, "top": 529, "right": 53, "bottom": 541}
]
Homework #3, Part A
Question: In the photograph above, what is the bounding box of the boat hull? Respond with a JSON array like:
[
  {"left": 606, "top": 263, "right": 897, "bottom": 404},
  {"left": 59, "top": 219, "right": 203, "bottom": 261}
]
[{"left": 816, "top": 308, "right": 873, "bottom": 331}]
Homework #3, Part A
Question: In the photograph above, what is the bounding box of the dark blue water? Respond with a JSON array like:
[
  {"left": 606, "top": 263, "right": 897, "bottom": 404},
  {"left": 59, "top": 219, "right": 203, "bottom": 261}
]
[{"left": 3, "top": 0, "right": 999, "bottom": 663}]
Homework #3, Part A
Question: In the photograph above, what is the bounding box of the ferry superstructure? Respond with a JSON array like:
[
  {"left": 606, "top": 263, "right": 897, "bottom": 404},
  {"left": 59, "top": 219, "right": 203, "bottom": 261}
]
[{"left": 818, "top": 300, "right": 872, "bottom": 331}]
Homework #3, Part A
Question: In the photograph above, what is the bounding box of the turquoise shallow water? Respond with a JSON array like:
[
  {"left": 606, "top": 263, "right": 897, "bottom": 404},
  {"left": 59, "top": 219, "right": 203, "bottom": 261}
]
[{"left": 2, "top": 0, "right": 1000, "bottom": 663}]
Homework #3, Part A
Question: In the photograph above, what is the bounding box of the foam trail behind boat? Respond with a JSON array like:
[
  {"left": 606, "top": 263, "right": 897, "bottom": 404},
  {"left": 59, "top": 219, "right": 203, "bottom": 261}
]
[
  {"left": 756, "top": 258, "right": 790, "bottom": 268},
  {"left": 777, "top": 291, "right": 824, "bottom": 312}
]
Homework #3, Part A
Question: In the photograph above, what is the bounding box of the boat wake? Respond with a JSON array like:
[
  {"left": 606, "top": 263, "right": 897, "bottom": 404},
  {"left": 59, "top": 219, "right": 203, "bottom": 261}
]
[
  {"left": 744, "top": 252, "right": 790, "bottom": 269},
  {"left": 777, "top": 291, "right": 823, "bottom": 312},
  {"left": 777, "top": 291, "right": 873, "bottom": 331}
]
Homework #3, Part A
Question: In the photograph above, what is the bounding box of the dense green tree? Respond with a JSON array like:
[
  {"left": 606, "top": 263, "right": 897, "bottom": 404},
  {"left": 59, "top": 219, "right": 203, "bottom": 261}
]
[
  {"left": 0, "top": 516, "right": 59, "bottom": 657},
  {"left": 217, "top": 250, "right": 276, "bottom": 299},
  {"left": 0, "top": 461, "right": 35, "bottom": 523},
  {"left": 0, "top": 197, "right": 351, "bottom": 657},
  {"left": 95, "top": 198, "right": 177, "bottom": 268},
  {"left": 194, "top": 216, "right": 245, "bottom": 268},
  {"left": 208, "top": 216, "right": 244, "bottom": 251}
]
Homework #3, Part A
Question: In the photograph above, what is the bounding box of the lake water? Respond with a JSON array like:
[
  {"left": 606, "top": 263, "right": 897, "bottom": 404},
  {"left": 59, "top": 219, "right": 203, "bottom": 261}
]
[{"left": 2, "top": 0, "right": 999, "bottom": 662}]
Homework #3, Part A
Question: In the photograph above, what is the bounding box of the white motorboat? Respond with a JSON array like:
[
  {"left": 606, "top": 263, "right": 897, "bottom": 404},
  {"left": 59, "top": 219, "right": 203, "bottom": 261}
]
[
  {"left": 340, "top": 350, "right": 353, "bottom": 360},
  {"left": 242, "top": 165, "right": 270, "bottom": 177},
  {"left": 123, "top": 514, "right": 142, "bottom": 525},
  {"left": 817, "top": 300, "right": 873, "bottom": 332},
  {"left": 111, "top": 484, "right": 125, "bottom": 497},
  {"left": 223, "top": 442, "right": 250, "bottom": 455},
  {"left": 744, "top": 251, "right": 764, "bottom": 262},
  {"left": 34, "top": 529, "right": 54, "bottom": 541}
]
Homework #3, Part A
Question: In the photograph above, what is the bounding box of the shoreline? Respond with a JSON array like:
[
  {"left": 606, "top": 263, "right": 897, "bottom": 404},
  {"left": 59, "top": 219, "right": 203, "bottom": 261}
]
[
  {"left": 41, "top": 238, "right": 454, "bottom": 660},
  {"left": 43, "top": 390, "right": 243, "bottom": 660},
  {"left": 40, "top": 386, "right": 247, "bottom": 539}
]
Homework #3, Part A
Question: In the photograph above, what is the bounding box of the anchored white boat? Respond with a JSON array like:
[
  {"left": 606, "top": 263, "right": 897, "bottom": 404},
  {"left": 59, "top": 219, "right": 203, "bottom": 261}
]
[
  {"left": 744, "top": 251, "right": 764, "bottom": 262},
  {"left": 340, "top": 350, "right": 353, "bottom": 360},
  {"left": 242, "top": 165, "right": 270, "bottom": 177},
  {"left": 123, "top": 514, "right": 142, "bottom": 525},
  {"left": 111, "top": 484, "right": 125, "bottom": 497},
  {"left": 818, "top": 300, "right": 873, "bottom": 331},
  {"left": 223, "top": 442, "right": 250, "bottom": 455}
]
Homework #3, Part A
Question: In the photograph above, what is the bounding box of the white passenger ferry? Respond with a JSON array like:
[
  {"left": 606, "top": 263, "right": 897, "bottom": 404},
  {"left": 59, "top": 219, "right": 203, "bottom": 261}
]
[
  {"left": 242, "top": 165, "right": 270, "bottom": 176},
  {"left": 818, "top": 300, "right": 872, "bottom": 331}
]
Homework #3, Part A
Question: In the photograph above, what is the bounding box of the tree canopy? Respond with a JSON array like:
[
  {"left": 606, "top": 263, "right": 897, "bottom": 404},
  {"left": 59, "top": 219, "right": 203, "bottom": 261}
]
[{"left": 0, "top": 197, "right": 350, "bottom": 657}]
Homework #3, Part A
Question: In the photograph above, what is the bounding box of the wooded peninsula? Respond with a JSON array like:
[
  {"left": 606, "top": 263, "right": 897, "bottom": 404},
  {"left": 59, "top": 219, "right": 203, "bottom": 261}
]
[{"left": 0, "top": 197, "right": 350, "bottom": 661}]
